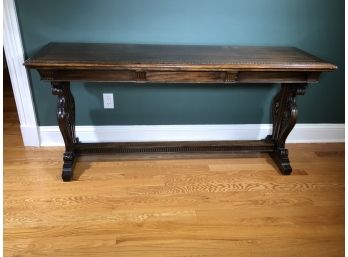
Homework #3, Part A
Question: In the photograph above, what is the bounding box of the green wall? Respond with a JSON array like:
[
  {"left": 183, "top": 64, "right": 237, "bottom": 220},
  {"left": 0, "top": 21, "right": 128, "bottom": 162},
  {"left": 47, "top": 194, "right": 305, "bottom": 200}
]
[{"left": 16, "top": 0, "right": 344, "bottom": 126}]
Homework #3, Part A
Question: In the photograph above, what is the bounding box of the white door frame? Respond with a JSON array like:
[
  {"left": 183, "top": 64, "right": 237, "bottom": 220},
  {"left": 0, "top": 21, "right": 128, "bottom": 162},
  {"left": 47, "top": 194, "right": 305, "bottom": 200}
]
[{"left": 4, "top": 0, "right": 40, "bottom": 146}]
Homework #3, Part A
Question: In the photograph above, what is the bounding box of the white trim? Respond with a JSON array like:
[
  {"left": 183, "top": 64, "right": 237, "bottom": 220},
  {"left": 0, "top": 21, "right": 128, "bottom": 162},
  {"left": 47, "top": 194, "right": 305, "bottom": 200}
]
[
  {"left": 3, "top": 0, "right": 40, "bottom": 146},
  {"left": 39, "top": 124, "right": 344, "bottom": 146},
  {"left": 20, "top": 125, "right": 41, "bottom": 146}
]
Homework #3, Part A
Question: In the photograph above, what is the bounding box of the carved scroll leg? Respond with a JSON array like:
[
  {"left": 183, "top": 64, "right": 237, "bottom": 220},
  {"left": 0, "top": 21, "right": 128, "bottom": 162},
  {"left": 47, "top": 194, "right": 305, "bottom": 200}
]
[
  {"left": 265, "top": 83, "right": 306, "bottom": 175},
  {"left": 51, "top": 82, "right": 77, "bottom": 181}
]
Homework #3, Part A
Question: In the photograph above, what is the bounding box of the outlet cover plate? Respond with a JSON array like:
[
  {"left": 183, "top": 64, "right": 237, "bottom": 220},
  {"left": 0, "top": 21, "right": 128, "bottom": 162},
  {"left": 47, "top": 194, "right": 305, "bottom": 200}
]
[{"left": 103, "top": 93, "right": 114, "bottom": 109}]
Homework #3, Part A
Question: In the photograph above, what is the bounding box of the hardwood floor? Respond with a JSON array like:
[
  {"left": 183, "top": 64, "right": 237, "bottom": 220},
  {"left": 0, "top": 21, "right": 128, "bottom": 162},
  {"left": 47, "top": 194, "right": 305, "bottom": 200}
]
[{"left": 4, "top": 73, "right": 344, "bottom": 256}]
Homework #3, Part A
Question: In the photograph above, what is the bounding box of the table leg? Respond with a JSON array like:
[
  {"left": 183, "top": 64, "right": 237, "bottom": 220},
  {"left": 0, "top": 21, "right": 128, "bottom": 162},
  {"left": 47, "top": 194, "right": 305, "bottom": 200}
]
[
  {"left": 265, "top": 83, "right": 307, "bottom": 175},
  {"left": 51, "top": 82, "right": 78, "bottom": 181}
]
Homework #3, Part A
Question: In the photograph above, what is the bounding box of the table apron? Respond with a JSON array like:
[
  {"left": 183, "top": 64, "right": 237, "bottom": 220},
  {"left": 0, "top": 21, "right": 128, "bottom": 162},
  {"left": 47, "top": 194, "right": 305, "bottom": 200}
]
[{"left": 38, "top": 69, "right": 320, "bottom": 83}]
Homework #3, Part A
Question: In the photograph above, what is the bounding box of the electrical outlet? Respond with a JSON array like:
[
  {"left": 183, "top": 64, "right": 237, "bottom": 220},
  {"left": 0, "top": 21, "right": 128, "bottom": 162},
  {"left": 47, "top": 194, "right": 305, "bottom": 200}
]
[{"left": 103, "top": 93, "right": 114, "bottom": 109}]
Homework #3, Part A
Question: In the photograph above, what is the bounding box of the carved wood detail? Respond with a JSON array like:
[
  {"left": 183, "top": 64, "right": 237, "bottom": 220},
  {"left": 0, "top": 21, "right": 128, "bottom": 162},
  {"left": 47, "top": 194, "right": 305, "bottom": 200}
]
[
  {"left": 135, "top": 71, "right": 147, "bottom": 81},
  {"left": 265, "top": 83, "right": 307, "bottom": 175},
  {"left": 75, "top": 140, "right": 275, "bottom": 155},
  {"left": 51, "top": 81, "right": 77, "bottom": 181},
  {"left": 224, "top": 71, "right": 238, "bottom": 82}
]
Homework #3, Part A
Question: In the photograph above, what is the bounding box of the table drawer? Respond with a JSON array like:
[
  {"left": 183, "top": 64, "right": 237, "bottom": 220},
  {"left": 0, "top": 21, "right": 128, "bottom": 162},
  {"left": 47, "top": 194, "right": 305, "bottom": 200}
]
[{"left": 145, "top": 71, "right": 227, "bottom": 83}]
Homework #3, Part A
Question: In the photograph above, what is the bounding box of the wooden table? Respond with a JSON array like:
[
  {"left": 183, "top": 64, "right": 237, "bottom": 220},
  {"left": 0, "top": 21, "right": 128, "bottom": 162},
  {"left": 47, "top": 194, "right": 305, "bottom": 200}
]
[{"left": 24, "top": 43, "right": 336, "bottom": 181}]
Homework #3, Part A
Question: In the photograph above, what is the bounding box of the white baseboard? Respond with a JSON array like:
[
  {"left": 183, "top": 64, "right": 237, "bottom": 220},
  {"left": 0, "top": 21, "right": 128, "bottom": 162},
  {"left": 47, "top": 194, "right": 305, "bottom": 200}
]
[
  {"left": 20, "top": 125, "right": 40, "bottom": 147},
  {"left": 39, "top": 124, "right": 344, "bottom": 146}
]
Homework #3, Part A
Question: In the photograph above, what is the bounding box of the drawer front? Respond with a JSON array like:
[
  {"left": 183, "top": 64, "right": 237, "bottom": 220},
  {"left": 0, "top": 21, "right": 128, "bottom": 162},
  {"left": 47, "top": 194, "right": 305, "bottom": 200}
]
[{"left": 145, "top": 71, "right": 227, "bottom": 83}]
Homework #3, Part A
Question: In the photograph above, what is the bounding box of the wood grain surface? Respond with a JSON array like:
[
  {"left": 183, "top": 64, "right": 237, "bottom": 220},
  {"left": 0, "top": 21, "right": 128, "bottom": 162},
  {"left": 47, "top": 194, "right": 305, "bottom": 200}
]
[
  {"left": 4, "top": 70, "right": 344, "bottom": 257},
  {"left": 24, "top": 43, "right": 336, "bottom": 71}
]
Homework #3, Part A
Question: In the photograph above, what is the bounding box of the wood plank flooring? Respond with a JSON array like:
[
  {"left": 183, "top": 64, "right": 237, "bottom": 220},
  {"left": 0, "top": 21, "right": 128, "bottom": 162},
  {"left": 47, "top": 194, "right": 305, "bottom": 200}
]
[{"left": 4, "top": 71, "right": 344, "bottom": 256}]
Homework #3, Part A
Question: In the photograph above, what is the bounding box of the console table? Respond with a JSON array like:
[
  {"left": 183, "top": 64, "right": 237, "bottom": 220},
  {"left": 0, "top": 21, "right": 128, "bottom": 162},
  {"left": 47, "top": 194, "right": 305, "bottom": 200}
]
[{"left": 24, "top": 43, "right": 336, "bottom": 181}]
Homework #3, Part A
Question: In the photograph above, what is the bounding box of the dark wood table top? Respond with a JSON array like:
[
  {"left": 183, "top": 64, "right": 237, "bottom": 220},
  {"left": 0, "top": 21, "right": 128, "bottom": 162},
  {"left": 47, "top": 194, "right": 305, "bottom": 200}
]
[{"left": 24, "top": 43, "right": 336, "bottom": 72}]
